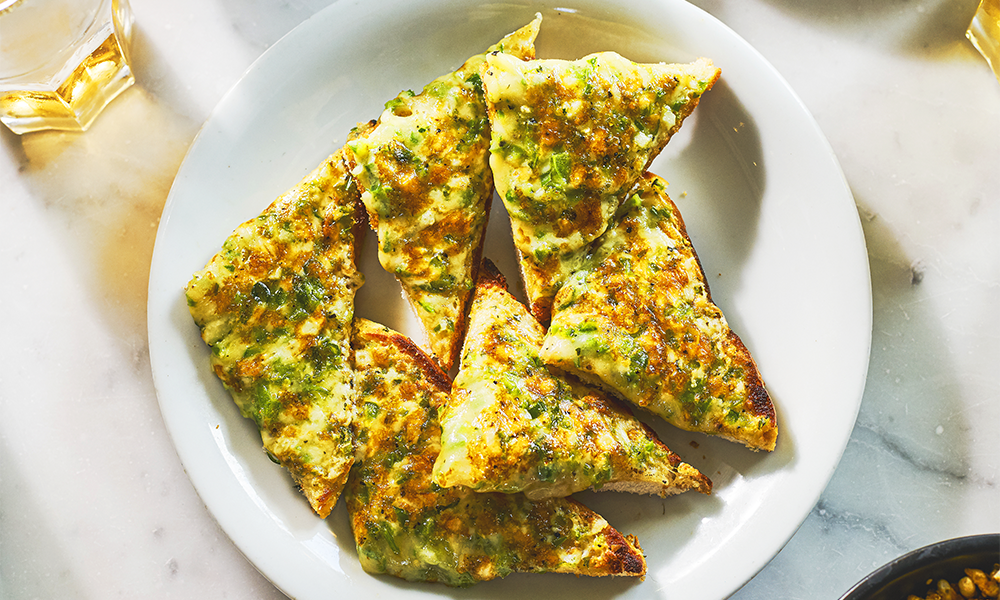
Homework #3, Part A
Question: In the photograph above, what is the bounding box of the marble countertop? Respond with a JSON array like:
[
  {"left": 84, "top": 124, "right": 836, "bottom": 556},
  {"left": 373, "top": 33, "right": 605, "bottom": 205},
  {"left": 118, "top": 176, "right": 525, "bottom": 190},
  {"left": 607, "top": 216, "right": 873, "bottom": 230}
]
[{"left": 1, "top": 0, "right": 997, "bottom": 598}]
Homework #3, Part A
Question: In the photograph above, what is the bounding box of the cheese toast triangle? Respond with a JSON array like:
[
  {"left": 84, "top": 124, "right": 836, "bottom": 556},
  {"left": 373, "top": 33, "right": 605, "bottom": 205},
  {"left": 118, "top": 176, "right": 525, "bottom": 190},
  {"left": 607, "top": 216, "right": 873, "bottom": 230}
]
[
  {"left": 347, "top": 318, "right": 646, "bottom": 586},
  {"left": 540, "top": 173, "right": 778, "bottom": 451},
  {"left": 186, "top": 147, "right": 365, "bottom": 517},
  {"left": 431, "top": 259, "right": 711, "bottom": 500},
  {"left": 346, "top": 15, "right": 542, "bottom": 371},
  {"left": 481, "top": 51, "right": 720, "bottom": 322}
]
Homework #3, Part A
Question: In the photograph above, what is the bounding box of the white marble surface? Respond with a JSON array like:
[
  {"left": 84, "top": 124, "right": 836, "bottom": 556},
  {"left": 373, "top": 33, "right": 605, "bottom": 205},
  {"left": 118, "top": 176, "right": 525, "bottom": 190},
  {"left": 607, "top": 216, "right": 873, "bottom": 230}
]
[{"left": 1, "top": 0, "right": 997, "bottom": 598}]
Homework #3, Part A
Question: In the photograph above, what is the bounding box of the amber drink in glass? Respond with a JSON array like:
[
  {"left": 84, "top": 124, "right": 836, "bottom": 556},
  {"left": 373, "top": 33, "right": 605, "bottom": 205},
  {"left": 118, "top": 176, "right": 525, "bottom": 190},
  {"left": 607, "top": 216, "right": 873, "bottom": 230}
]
[{"left": 0, "top": 0, "right": 134, "bottom": 134}]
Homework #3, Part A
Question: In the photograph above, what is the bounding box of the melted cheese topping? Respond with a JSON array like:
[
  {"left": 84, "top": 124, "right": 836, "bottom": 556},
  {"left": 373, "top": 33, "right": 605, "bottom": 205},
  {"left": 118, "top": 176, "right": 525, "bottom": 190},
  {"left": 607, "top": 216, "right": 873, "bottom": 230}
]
[
  {"left": 482, "top": 51, "right": 720, "bottom": 320},
  {"left": 432, "top": 262, "right": 710, "bottom": 499},
  {"left": 185, "top": 149, "right": 364, "bottom": 517},
  {"left": 540, "top": 174, "right": 777, "bottom": 451},
  {"left": 346, "top": 16, "right": 541, "bottom": 370},
  {"left": 347, "top": 318, "right": 645, "bottom": 586}
]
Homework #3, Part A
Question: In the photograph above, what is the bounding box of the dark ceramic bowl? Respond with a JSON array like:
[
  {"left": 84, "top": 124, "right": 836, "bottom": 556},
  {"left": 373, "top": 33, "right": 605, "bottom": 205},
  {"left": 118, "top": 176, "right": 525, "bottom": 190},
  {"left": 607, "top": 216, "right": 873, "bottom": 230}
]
[{"left": 840, "top": 533, "right": 999, "bottom": 600}]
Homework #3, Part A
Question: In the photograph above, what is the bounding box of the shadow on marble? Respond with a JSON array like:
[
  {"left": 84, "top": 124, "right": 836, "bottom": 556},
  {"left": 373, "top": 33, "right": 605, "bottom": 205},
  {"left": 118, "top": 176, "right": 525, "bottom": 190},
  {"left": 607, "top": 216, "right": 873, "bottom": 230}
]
[
  {"left": 856, "top": 192, "right": 975, "bottom": 487},
  {"left": 6, "top": 88, "right": 194, "bottom": 344},
  {"left": 754, "top": 0, "right": 981, "bottom": 56},
  {"left": 0, "top": 435, "right": 87, "bottom": 599},
  {"left": 728, "top": 190, "right": 992, "bottom": 599},
  {"left": 127, "top": 23, "right": 206, "bottom": 126},
  {"left": 218, "top": 0, "right": 335, "bottom": 52},
  {"left": 798, "top": 191, "right": 976, "bottom": 552}
]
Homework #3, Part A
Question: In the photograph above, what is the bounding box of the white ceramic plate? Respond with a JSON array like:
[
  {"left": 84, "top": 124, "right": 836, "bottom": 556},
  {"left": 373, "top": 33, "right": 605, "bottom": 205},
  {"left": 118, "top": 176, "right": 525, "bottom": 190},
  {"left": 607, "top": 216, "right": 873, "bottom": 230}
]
[{"left": 148, "top": 1, "right": 872, "bottom": 598}]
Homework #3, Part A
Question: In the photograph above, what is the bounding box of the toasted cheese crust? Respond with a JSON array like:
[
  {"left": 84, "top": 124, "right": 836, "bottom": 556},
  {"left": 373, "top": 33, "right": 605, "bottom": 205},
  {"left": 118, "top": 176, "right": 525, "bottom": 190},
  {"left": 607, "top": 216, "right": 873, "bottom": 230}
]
[
  {"left": 347, "top": 318, "right": 646, "bottom": 587},
  {"left": 432, "top": 260, "right": 711, "bottom": 499},
  {"left": 540, "top": 173, "right": 777, "bottom": 451},
  {"left": 186, "top": 148, "right": 364, "bottom": 517},
  {"left": 346, "top": 16, "right": 542, "bottom": 370},
  {"left": 482, "top": 51, "right": 721, "bottom": 321}
]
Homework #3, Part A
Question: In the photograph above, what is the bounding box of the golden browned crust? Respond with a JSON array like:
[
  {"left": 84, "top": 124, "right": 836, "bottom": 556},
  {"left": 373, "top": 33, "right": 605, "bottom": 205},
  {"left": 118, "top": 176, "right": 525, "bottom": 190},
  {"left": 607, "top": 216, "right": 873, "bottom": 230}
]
[
  {"left": 361, "top": 327, "right": 453, "bottom": 395},
  {"left": 601, "top": 526, "right": 647, "bottom": 576},
  {"left": 725, "top": 330, "right": 777, "bottom": 452},
  {"left": 561, "top": 498, "right": 646, "bottom": 577},
  {"left": 475, "top": 255, "right": 508, "bottom": 292}
]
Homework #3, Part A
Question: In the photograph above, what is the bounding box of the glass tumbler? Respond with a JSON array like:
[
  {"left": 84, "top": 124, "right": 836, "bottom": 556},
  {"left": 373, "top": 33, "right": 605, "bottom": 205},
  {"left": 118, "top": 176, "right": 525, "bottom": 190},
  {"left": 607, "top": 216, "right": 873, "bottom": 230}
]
[
  {"left": 968, "top": 0, "right": 999, "bottom": 83},
  {"left": 0, "top": 0, "right": 134, "bottom": 134}
]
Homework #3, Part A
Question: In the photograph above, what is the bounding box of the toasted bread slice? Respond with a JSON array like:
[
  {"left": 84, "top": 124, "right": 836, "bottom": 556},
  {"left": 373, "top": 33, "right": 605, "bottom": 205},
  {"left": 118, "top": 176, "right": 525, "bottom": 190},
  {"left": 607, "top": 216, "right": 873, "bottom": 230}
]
[
  {"left": 482, "top": 51, "right": 721, "bottom": 322},
  {"left": 431, "top": 259, "right": 711, "bottom": 500},
  {"left": 540, "top": 173, "right": 777, "bottom": 451},
  {"left": 347, "top": 318, "right": 646, "bottom": 586},
  {"left": 186, "top": 148, "right": 365, "bottom": 517},
  {"left": 346, "top": 15, "right": 542, "bottom": 371}
]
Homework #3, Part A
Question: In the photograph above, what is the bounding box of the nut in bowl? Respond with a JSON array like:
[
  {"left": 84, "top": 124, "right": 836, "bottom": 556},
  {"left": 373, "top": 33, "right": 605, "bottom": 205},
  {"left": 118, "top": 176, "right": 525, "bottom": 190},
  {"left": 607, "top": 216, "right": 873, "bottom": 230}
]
[{"left": 840, "top": 534, "right": 1000, "bottom": 600}]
